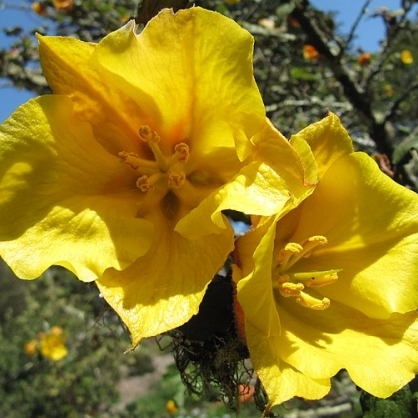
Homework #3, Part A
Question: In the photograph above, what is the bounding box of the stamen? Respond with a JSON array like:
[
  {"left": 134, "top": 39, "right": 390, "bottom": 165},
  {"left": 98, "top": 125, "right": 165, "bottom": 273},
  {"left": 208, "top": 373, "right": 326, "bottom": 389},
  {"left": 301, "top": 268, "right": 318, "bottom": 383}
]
[
  {"left": 278, "top": 281, "right": 304, "bottom": 297},
  {"left": 274, "top": 235, "right": 340, "bottom": 311},
  {"left": 139, "top": 125, "right": 169, "bottom": 172},
  {"left": 138, "top": 125, "right": 160, "bottom": 143},
  {"left": 276, "top": 243, "right": 303, "bottom": 266},
  {"left": 118, "top": 151, "right": 158, "bottom": 171},
  {"left": 276, "top": 236, "right": 328, "bottom": 271},
  {"left": 136, "top": 172, "right": 163, "bottom": 192},
  {"left": 174, "top": 143, "right": 190, "bottom": 163},
  {"left": 168, "top": 170, "right": 186, "bottom": 188},
  {"left": 296, "top": 292, "right": 330, "bottom": 310}
]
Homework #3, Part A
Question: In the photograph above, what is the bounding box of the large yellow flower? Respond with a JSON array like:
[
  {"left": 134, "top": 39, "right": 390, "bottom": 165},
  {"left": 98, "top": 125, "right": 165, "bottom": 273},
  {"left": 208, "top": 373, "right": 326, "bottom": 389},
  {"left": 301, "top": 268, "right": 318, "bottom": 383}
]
[
  {"left": 0, "top": 8, "right": 314, "bottom": 345},
  {"left": 235, "top": 113, "right": 418, "bottom": 407}
]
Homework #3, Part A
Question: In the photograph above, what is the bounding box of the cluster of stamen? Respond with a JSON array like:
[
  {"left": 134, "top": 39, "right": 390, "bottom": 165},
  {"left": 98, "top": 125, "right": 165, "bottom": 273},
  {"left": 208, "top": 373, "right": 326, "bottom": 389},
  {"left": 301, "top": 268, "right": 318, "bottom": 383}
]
[
  {"left": 118, "top": 125, "right": 190, "bottom": 192},
  {"left": 275, "top": 236, "right": 341, "bottom": 310}
]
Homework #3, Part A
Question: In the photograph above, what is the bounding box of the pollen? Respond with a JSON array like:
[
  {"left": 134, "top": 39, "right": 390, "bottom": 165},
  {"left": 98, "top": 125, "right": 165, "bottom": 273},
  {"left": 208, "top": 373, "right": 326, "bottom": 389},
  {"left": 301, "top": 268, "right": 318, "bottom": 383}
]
[
  {"left": 168, "top": 170, "right": 186, "bottom": 188},
  {"left": 274, "top": 235, "right": 341, "bottom": 311},
  {"left": 174, "top": 143, "right": 190, "bottom": 163},
  {"left": 138, "top": 125, "right": 160, "bottom": 143}
]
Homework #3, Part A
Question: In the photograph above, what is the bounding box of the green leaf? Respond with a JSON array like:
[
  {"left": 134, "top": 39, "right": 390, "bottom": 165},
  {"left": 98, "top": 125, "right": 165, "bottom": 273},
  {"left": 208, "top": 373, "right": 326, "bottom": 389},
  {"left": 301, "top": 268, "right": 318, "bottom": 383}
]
[{"left": 290, "top": 67, "right": 319, "bottom": 81}]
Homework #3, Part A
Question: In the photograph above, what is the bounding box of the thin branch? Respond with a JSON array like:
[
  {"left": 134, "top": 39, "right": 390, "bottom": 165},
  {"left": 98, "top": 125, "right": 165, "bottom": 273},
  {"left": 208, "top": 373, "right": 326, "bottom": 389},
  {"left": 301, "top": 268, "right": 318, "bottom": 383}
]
[
  {"left": 340, "top": 0, "right": 372, "bottom": 56},
  {"left": 385, "top": 81, "right": 418, "bottom": 122},
  {"left": 366, "top": 1, "right": 414, "bottom": 86},
  {"left": 290, "top": 1, "right": 394, "bottom": 156}
]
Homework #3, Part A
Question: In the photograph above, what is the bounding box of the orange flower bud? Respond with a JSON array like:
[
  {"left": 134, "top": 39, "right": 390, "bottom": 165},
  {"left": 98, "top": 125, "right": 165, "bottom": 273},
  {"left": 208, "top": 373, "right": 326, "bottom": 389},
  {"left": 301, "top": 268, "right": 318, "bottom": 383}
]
[
  {"left": 52, "top": 0, "right": 74, "bottom": 12},
  {"left": 358, "top": 52, "right": 371, "bottom": 66},
  {"left": 31, "top": 2, "right": 47, "bottom": 16},
  {"left": 303, "top": 44, "right": 319, "bottom": 61}
]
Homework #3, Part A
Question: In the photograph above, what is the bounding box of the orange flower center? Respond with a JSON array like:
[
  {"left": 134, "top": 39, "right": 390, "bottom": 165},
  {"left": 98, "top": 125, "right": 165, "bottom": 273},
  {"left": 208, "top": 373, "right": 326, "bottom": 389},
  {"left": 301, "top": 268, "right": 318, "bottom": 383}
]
[
  {"left": 118, "top": 125, "right": 190, "bottom": 193},
  {"left": 274, "top": 235, "right": 341, "bottom": 310}
]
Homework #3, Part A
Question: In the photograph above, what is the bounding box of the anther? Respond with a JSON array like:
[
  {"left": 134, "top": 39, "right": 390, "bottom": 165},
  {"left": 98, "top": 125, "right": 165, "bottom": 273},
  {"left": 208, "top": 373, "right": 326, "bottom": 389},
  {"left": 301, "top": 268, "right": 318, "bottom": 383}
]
[
  {"left": 274, "top": 235, "right": 340, "bottom": 311},
  {"left": 276, "top": 243, "right": 303, "bottom": 266},
  {"left": 278, "top": 281, "right": 304, "bottom": 297},
  {"left": 276, "top": 236, "right": 328, "bottom": 271},
  {"left": 296, "top": 292, "right": 330, "bottom": 310},
  {"left": 136, "top": 172, "right": 162, "bottom": 192},
  {"left": 138, "top": 125, "right": 160, "bottom": 143},
  {"left": 174, "top": 143, "right": 190, "bottom": 163},
  {"left": 168, "top": 170, "right": 186, "bottom": 188},
  {"left": 118, "top": 151, "right": 141, "bottom": 170},
  {"left": 136, "top": 175, "right": 152, "bottom": 192},
  {"left": 118, "top": 151, "right": 158, "bottom": 171}
]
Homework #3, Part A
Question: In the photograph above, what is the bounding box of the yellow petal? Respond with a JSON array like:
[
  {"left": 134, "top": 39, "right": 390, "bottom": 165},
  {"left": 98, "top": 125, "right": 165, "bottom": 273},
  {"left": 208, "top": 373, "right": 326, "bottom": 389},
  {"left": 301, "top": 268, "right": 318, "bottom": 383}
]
[
  {"left": 290, "top": 112, "right": 354, "bottom": 179},
  {"left": 97, "top": 208, "right": 235, "bottom": 346},
  {"left": 37, "top": 30, "right": 150, "bottom": 153},
  {"left": 0, "top": 96, "right": 152, "bottom": 281},
  {"left": 282, "top": 152, "right": 418, "bottom": 317},
  {"left": 176, "top": 121, "right": 317, "bottom": 238},
  {"left": 245, "top": 321, "right": 331, "bottom": 406},
  {"left": 236, "top": 217, "right": 281, "bottom": 338},
  {"left": 90, "top": 8, "right": 265, "bottom": 161},
  {"left": 276, "top": 299, "right": 418, "bottom": 398}
]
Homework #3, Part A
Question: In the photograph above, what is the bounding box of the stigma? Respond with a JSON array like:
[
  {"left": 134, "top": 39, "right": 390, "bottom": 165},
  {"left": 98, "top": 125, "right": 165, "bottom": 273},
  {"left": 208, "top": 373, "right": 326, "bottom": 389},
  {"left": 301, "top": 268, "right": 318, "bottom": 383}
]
[{"left": 274, "top": 235, "right": 341, "bottom": 311}]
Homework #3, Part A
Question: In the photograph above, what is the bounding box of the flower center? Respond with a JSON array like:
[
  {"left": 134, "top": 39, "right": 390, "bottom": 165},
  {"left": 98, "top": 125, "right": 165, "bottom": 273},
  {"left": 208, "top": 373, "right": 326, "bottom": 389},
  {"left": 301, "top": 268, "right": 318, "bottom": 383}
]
[
  {"left": 118, "top": 125, "right": 190, "bottom": 193},
  {"left": 274, "top": 236, "right": 341, "bottom": 310}
]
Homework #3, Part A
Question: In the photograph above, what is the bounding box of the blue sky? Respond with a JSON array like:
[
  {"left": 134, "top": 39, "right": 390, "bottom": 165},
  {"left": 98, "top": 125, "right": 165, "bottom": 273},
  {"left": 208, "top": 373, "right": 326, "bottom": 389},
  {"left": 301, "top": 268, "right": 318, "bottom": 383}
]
[{"left": 0, "top": 0, "right": 417, "bottom": 123}]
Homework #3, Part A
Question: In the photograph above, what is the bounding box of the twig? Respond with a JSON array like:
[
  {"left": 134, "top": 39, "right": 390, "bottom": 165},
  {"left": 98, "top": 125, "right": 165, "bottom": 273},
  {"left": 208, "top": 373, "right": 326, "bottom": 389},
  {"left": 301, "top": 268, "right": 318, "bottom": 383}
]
[
  {"left": 290, "top": 1, "right": 394, "bottom": 156},
  {"left": 385, "top": 80, "right": 418, "bottom": 123},
  {"left": 340, "top": 0, "right": 372, "bottom": 57}
]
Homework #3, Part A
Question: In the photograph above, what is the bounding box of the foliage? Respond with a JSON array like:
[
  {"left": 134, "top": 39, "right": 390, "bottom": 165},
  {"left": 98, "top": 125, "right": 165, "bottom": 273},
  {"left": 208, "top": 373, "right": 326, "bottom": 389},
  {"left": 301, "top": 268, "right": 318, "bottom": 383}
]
[
  {"left": 360, "top": 383, "right": 418, "bottom": 418},
  {"left": 0, "top": 260, "right": 153, "bottom": 418}
]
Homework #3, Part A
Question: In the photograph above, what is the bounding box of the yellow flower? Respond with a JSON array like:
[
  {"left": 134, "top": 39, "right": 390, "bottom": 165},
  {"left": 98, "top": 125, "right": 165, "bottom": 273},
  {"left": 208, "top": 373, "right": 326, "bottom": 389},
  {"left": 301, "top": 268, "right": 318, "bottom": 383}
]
[
  {"left": 165, "top": 400, "right": 178, "bottom": 414},
  {"left": 39, "top": 327, "right": 68, "bottom": 361},
  {"left": 235, "top": 113, "right": 418, "bottom": 407},
  {"left": 0, "top": 8, "right": 310, "bottom": 346},
  {"left": 400, "top": 49, "right": 414, "bottom": 64}
]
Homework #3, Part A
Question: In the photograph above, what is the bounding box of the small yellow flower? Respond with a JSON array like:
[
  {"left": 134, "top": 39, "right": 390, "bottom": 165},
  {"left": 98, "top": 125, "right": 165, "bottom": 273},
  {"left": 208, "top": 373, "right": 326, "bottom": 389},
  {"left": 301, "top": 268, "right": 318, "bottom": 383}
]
[
  {"left": 39, "top": 327, "right": 68, "bottom": 361},
  {"left": 165, "top": 400, "right": 178, "bottom": 414},
  {"left": 400, "top": 49, "right": 414, "bottom": 64},
  {"left": 235, "top": 113, "right": 418, "bottom": 407}
]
